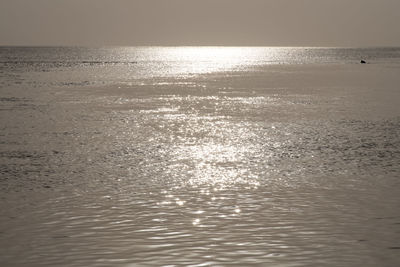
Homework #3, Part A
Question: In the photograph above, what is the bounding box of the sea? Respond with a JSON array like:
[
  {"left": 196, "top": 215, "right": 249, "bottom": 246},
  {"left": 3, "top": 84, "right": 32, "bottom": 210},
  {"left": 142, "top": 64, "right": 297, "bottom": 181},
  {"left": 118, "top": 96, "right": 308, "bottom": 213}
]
[{"left": 0, "top": 47, "right": 400, "bottom": 266}]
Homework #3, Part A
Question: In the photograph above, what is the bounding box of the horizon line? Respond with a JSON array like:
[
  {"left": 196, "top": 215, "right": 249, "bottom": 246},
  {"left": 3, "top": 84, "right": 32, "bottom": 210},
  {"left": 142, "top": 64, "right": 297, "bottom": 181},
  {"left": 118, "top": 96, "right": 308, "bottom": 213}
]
[{"left": 1, "top": 44, "right": 400, "bottom": 49}]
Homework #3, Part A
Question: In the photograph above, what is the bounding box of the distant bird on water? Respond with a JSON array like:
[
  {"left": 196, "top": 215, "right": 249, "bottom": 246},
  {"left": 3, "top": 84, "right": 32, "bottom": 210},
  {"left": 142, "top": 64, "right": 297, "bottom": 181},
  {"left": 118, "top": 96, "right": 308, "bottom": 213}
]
[{"left": 360, "top": 60, "right": 366, "bottom": 64}]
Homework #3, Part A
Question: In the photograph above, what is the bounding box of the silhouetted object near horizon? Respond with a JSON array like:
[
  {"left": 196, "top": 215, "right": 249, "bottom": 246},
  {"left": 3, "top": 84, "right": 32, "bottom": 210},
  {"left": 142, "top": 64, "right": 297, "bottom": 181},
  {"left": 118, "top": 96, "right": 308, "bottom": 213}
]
[{"left": 360, "top": 60, "right": 366, "bottom": 64}]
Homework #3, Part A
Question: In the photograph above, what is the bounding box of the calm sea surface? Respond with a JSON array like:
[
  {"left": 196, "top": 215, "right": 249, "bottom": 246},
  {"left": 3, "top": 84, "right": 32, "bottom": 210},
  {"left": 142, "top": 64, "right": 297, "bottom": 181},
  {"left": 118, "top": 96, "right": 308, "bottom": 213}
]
[
  {"left": 1, "top": 47, "right": 400, "bottom": 266},
  {"left": 1, "top": 46, "right": 400, "bottom": 87}
]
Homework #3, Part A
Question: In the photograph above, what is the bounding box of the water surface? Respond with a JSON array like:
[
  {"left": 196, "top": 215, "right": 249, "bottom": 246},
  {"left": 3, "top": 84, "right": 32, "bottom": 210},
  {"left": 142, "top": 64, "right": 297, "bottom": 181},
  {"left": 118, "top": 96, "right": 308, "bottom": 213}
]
[{"left": 1, "top": 47, "right": 400, "bottom": 266}]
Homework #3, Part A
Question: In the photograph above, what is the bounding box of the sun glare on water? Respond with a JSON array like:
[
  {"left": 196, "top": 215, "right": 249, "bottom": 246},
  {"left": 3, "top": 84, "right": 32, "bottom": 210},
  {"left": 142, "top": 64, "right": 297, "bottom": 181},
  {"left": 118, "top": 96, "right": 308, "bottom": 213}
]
[{"left": 154, "top": 46, "right": 268, "bottom": 75}]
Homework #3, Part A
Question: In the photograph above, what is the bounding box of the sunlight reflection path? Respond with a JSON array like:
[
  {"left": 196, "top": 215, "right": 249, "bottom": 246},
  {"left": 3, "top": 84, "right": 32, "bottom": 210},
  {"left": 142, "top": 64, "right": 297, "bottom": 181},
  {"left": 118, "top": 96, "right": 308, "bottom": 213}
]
[{"left": 141, "top": 47, "right": 280, "bottom": 77}]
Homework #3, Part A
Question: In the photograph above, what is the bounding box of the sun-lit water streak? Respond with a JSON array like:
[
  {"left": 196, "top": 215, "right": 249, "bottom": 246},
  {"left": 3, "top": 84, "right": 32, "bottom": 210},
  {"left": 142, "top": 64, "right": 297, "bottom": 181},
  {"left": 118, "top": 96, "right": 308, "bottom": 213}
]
[
  {"left": 124, "top": 46, "right": 279, "bottom": 79},
  {"left": 152, "top": 47, "right": 268, "bottom": 75}
]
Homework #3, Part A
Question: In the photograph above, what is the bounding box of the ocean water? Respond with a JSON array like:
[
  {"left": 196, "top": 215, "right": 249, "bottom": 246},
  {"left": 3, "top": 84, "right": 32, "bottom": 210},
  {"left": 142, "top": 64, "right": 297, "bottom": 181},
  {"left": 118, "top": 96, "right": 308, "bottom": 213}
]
[
  {"left": 1, "top": 47, "right": 400, "bottom": 266},
  {"left": 1, "top": 46, "right": 400, "bottom": 88}
]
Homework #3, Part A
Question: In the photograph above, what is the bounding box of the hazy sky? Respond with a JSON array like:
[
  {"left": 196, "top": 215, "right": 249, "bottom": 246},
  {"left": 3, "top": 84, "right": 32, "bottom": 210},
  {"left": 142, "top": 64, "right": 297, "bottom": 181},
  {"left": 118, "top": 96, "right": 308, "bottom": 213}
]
[{"left": 1, "top": 0, "right": 399, "bottom": 47}]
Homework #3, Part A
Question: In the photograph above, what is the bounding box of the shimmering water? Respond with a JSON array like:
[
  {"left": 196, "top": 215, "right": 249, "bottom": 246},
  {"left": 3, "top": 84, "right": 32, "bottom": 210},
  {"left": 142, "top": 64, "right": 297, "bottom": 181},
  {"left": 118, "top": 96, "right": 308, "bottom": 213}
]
[{"left": 1, "top": 47, "right": 400, "bottom": 266}]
